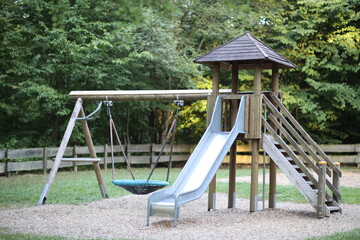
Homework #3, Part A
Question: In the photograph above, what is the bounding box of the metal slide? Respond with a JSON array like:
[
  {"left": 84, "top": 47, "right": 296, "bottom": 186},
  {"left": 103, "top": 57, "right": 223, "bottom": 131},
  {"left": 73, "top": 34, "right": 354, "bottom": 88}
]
[{"left": 147, "top": 96, "right": 246, "bottom": 227}]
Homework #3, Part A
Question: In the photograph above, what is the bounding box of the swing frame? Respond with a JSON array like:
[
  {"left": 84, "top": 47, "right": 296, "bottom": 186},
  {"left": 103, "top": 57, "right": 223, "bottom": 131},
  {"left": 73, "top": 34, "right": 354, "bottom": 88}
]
[{"left": 38, "top": 89, "right": 230, "bottom": 204}]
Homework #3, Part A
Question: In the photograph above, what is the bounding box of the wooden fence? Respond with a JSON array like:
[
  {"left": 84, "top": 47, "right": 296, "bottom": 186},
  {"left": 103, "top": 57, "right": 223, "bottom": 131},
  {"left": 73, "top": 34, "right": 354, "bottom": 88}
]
[{"left": 0, "top": 143, "right": 359, "bottom": 176}]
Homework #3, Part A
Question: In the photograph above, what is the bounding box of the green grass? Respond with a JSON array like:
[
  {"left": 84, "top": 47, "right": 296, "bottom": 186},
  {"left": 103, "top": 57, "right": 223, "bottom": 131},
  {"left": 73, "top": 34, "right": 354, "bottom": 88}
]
[
  {"left": 306, "top": 228, "right": 360, "bottom": 240},
  {"left": 0, "top": 227, "right": 127, "bottom": 240},
  {"left": 0, "top": 228, "right": 73, "bottom": 240},
  {"left": 1, "top": 167, "right": 360, "bottom": 209},
  {"left": 0, "top": 167, "right": 182, "bottom": 208}
]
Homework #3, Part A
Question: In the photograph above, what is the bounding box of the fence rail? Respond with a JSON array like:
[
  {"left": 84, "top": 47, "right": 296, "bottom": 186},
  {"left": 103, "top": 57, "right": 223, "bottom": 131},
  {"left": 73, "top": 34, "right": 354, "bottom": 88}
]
[{"left": 0, "top": 143, "right": 359, "bottom": 176}]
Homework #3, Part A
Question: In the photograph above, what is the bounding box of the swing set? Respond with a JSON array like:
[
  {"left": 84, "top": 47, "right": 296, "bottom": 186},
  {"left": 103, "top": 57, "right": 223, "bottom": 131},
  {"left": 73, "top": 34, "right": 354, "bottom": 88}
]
[
  {"left": 105, "top": 98, "right": 183, "bottom": 194},
  {"left": 38, "top": 89, "right": 214, "bottom": 205}
]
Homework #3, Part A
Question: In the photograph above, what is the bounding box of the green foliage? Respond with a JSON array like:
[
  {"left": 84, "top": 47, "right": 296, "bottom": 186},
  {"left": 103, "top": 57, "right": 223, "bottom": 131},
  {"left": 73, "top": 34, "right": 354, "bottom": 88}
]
[
  {"left": 0, "top": 0, "right": 358, "bottom": 147},
  {"left": 254, "top": 0, "right": 360, "bottom": 143}
]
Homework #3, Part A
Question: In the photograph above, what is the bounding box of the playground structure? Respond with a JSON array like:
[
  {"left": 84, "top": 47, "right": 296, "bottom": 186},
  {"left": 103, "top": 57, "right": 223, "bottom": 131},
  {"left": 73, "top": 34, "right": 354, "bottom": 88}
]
[{"left": 38, "top": 33, "right": 342, "bottom": 226}]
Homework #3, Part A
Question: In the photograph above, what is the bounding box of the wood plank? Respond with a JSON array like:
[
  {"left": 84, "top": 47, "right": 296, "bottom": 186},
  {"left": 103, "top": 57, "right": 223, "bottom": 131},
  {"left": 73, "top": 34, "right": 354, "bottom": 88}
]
[
  {"left": 151, "top": 154, "right": 190, "bottom": 163},
  {"left": 128, "top": 144, "right": 151, "bottom": 152},
  {"left": 151, "top": 144, "right": 193, "bottom": 152},
  {"left": 8, "top": 161, "right": 43, "bottom": 171},
  {"left": 329, "top": 155, "right": 357, "bottom": 163},
  {"left": 319, "top": 144, "right": 356, "bottom": 152},
  {"left": 7, "top": 148, "right": 44, "bottom": 159},
  {"left": 0, "top": 150, "right": 7, "bottom": 159},
  {"left": 128, "top": 156, "right": 151, "bottom": 164},
  {"left": 59, "top": 158, "right": 101, "bottom": 162},
  {"left": 223, "top": 155, "right": 270, "bottom": 164},
  {"left": 0, "top": 162, "right": 6, "bottom": 173}
]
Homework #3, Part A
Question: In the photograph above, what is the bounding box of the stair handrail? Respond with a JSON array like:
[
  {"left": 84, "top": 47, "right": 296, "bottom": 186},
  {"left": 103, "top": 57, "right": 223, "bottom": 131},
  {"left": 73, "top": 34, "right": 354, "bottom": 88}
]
[
  {"left": 267, "top": 93, "right": 342, "bottom": 177},
  {"left": 262, "top": 116, "right": 341, "bottom": 201},
  {"left": 263, "top": 96, "right": 328, "bottom": 175}
]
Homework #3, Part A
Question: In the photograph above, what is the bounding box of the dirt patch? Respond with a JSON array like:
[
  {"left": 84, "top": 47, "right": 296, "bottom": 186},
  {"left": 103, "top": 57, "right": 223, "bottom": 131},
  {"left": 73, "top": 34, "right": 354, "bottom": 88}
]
[{"left": 1, "top": 193, "right": 360, "bottom": 240}]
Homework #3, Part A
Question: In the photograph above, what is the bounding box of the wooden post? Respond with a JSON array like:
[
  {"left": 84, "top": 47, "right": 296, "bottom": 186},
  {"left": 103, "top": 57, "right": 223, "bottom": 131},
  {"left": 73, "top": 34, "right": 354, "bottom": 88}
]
[
  {"left": 43, "top": 147, "right": 48, "bottom": 175},
  {"left": 73, "top": 145, "right": 78, "bottom": 172},
  {"left": 104, "top": 144, "right": 108, "bottom": 170},
  {"left": 317, "top": 161, "right": 327, "bottom": 218},
  {"left": 38, "top": 98, "right": 83, "bottom": 205},
  {"left": 356, "top": 144, "right": 360, "bottom": 168},
  {"left": 5, "top": 150, "right": 10, "bottom": 178},
  {"left": 228, "top": 61, "right": 238, "bottom": 208},
  {"left": 269, "top": 65, "right": 279, "bottom": 208},
  {"left": 333, "top": 162, "right": 340, "bottom": 204},
  {"left": 208, "top": 62, "right": 220, "bottom": 211},
  {"left": 250, "top": 64, "right": 261, "bottom": 212},
  {"left": 79, "top": 107, "right": 108, "bottom": 199}
]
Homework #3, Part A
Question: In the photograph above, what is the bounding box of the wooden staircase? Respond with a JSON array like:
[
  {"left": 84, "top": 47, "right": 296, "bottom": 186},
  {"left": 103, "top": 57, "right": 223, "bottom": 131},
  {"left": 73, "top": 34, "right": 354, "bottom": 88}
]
[{"left": 262, "top": 93, "right": 342, "bottom": 217}]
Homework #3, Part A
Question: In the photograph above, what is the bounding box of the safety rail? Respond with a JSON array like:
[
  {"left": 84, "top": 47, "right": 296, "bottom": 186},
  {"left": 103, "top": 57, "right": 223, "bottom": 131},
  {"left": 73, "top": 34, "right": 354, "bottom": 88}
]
[{"left": 262, "top": 92, "right": 342, "bottom": 204}]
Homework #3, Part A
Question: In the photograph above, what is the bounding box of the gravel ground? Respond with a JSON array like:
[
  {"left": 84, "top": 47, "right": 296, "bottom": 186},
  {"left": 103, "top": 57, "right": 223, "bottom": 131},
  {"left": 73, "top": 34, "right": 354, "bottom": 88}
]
[
  {"left": 1, "top": 170, "right": 359, "bottom": 240},
  {"left": 0, "top": 194, "right": 359, "bottom": 240}
]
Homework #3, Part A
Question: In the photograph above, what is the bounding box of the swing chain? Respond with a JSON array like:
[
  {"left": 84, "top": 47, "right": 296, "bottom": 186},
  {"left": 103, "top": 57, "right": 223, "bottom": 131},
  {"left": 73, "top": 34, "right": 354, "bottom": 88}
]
[{"left": 103, "top": 96, "right": 113, "bottom": 118}]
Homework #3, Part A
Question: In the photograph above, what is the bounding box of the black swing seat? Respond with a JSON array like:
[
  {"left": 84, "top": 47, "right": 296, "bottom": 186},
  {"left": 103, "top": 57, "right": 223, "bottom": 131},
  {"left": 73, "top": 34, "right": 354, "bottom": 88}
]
[{"left": 112, "top": 179, "right": 169, "bottom": 195}]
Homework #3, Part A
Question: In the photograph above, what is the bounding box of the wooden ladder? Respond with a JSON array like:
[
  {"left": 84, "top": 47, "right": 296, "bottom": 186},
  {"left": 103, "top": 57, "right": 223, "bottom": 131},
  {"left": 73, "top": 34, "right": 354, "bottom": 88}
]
[{"left": 262, "top": 93, "right": 342, "bottom": 218}]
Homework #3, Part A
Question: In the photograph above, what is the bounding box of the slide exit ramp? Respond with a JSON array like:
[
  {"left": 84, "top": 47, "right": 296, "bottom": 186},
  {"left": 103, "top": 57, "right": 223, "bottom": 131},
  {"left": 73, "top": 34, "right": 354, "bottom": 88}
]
[{"left": 147, "top": 96, "right": 246, "bottom": 227}]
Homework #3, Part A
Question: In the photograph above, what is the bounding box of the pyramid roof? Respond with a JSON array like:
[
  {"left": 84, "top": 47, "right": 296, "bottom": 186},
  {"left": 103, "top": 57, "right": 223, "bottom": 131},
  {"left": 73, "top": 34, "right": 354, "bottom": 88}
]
[{"left": 194, "top": 32, "right": 296, "bottom": 70}]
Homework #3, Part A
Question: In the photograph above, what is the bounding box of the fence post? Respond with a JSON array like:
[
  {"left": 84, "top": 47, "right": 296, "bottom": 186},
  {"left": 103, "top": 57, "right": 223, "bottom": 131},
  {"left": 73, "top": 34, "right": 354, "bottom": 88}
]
[
  {"left": 73, "top": 145, "right": 78, "bottom": 172},
  {"left": 333, "top": 162, "right": 340, "bottom": 204},
  {"left": 317, "top": 161, "right": 327, "bottom": 218},
  {"left": 150, "top": 143, "right": 154, "bottom": 168},
  {"left": 43, "top": 147, "right": 48, "bottom": 175},
  {"left": 356, "top": 144, "right": 360, "bottom": 168},
  {"left": 104, "top": 144, "right": 108, "bottom": 170},
  {"left": 5, "top": 149, "right": 10, "bottom": 178}
]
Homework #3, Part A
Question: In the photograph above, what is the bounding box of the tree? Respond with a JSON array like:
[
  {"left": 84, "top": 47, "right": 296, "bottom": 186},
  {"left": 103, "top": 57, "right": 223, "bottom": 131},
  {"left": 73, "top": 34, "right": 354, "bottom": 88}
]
[{"left": 252, "top": 0, "right": 360, "bottom": 143}]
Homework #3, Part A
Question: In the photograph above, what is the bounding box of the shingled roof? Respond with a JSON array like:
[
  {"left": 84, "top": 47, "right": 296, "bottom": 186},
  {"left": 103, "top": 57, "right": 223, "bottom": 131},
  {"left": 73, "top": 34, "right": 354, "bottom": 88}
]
[{"left": 194, "top": 32, "right": 296, "bottom": 70}]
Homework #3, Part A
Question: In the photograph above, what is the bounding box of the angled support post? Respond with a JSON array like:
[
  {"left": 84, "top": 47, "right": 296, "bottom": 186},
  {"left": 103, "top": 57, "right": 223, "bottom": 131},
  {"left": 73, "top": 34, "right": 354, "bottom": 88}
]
[
  {"left": 38, "top": 98, "right": 108, "bottom": 205},
  {"left": 79, "top": 107, "right": 108, "bottom": 199},
  {"left": 38, "top": 98, "right": 83, "bottom": 205}
]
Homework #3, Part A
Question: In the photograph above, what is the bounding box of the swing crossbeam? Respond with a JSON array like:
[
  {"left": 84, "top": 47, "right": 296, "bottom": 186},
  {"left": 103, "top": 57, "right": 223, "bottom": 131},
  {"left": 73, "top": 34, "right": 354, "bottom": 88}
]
[{"left": 69, "top": 89, "right": 232, "bottom": 101}]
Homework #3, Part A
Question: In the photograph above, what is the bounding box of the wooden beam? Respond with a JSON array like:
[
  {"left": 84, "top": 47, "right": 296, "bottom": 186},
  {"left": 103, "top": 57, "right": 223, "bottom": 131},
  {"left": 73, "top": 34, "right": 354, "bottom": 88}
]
[
  {"left": 269, "top": 65, "right": 279, "bottom": 208},
  {"left": 229, "top": 61, "right": 239, "bottom": 208},
  {"left": 208, "top": 62, "right": 220, "bottom": 211},
  {"left": 69, "top": 89, "right": 232, "bottom": 101},
  {"left": 250, "top": 64, "right": 261, "bottom": 212}
]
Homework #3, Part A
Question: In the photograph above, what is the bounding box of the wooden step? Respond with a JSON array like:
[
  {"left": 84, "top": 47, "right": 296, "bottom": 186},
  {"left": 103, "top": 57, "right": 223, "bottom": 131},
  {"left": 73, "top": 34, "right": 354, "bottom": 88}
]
[
  {"left": 54, "top": 158, "right": 101, "bottom": 162},
  {"left": 327, "top": 206, "right": 341, "bottom": 212},
  {"left": 292, "top": 165, "right": 300, "bottom": 169},
  {"left": 306, "top": 181, "right": 314, "bottom": 186}
]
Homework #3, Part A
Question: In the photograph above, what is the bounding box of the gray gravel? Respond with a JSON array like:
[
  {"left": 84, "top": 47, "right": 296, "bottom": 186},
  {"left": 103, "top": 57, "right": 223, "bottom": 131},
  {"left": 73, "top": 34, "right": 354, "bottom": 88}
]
[{"left": 1, "top": 193, "right": 359, "bottom": 240}]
